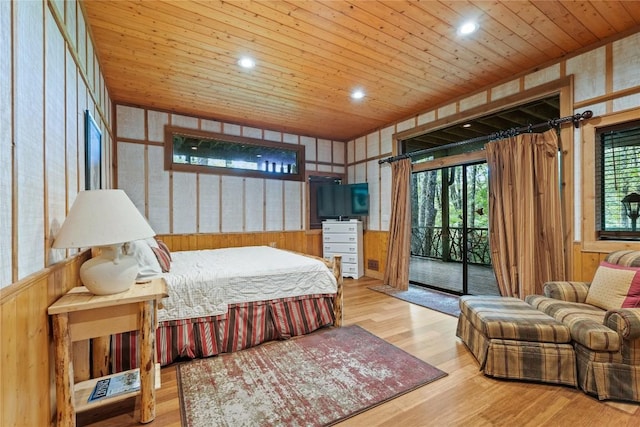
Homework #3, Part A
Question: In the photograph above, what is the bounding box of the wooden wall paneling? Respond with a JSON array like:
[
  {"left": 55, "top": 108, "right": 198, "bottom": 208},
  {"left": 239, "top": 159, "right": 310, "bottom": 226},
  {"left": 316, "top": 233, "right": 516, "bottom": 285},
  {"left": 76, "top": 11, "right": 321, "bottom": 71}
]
[
  {"left": 305, "top": 231, "right": 322, "bottom": 257},
  {"left": 0, "top": 0, "right": 12, "bottom": 287},
  {"left": 21, "top": 278, "right": 50, "bottom": 424},
  {"left": 155, "top": 231, "right": 319, "bottom": 255},
  {"left": 363, "top": 230, "right": 389, "bottom": 279},
  {"left": 194, "top": 233, "right": 213, "bottom": 250},
  {"left": 15, "top": 0, "right": 45, "bottom": 280},
  {"left": 1, "top": 250, "right": 89, "bottom": 427},
  {"left": 579, "top": 251, "right": 602, "bottom": 282},
  {"left": 1, "top": 297, "right": 18, "bottom": 426}
]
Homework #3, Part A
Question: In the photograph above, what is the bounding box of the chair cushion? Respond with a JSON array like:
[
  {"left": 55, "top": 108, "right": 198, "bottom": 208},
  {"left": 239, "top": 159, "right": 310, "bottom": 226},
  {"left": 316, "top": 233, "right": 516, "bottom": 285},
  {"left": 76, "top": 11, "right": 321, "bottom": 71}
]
[
  {"left": 459, "top": 296, "right": 571, "bottom": 344},
  {"left": 585, "top": 261, "right": 640, "bottom": 310},
  {"left": 527, "top": 296, "right": 620, "bottom": 352}
]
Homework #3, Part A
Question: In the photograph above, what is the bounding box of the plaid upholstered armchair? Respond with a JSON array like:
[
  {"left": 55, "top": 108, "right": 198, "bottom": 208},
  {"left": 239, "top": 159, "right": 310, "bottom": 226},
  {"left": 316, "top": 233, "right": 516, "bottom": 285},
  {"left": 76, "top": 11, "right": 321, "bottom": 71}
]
[{"left": 526, "top": 250, "right": 640, "bottom": 403}]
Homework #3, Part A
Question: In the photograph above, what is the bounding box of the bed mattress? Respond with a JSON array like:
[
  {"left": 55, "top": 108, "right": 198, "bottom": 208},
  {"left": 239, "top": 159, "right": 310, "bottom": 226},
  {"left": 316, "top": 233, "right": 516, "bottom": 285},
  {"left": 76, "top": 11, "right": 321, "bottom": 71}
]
[{"left": 157, "top": 246, "right": 337, "bottom": 322}]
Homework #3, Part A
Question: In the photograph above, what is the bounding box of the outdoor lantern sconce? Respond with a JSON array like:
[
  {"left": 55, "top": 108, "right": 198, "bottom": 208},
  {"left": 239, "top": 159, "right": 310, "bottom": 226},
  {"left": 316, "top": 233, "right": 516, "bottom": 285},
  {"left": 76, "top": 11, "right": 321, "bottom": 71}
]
[{"left": 621, "top": 192, "right": 640, "bottom": 232}]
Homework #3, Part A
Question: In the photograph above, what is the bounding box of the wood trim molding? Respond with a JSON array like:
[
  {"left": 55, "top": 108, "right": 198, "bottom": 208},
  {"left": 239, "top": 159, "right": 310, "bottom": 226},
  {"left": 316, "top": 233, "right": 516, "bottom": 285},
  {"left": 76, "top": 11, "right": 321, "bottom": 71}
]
[
  {"left": 393, "top": 77, "right": 573, "bottom": 142},
  {"left": 0, "top": 250, "right": 90, "bottom": 303},
  {"left": 581, "top": 108, "right": 640, "bottom": 253}
]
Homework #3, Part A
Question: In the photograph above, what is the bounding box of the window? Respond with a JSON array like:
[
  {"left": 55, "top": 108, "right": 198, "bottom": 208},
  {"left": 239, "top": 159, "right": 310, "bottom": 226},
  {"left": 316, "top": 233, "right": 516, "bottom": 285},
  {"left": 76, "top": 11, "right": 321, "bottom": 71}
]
[
  {"left": 164, "top": 126, "right": 305, "bottom": 181},
  {"left": 595, "top": 120, "right": 640, "bottom": 240}
]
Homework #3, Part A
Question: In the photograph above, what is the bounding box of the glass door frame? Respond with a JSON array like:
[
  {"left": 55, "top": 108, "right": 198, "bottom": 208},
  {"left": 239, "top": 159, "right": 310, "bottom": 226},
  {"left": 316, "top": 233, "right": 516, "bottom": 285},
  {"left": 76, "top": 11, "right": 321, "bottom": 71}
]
[{"left": 409, "top": 158, "right": 491, "bottom": 296}]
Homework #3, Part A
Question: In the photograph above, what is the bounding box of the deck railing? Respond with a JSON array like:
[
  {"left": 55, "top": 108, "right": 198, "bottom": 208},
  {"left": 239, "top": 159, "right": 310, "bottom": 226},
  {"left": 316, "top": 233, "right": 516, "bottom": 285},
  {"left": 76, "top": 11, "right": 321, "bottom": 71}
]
[{"left": 411, "top": 226, "right": 491, "bottom": 265}]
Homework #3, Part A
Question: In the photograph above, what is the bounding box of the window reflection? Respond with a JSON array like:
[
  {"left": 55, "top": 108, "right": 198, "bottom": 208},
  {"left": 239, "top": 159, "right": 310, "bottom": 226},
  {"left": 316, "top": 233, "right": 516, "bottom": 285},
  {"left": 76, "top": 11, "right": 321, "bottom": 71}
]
[{"left": 166, "top": 127, "right": 304, "bottom": 181}]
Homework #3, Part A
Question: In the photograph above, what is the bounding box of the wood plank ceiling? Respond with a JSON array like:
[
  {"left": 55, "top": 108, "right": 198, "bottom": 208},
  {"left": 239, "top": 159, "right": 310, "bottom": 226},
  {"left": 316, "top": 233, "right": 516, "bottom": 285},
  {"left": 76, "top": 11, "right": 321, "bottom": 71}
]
[{"left": 83, "top": 1, "right": 640, "bottom": 142}]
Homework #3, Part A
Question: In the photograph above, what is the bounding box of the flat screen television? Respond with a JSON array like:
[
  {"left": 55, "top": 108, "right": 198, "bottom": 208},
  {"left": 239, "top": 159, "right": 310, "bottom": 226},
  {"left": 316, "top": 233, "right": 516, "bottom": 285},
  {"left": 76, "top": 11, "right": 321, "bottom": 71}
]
[{"left": 317, "top": 182, "right": 369, "bottom": 219}]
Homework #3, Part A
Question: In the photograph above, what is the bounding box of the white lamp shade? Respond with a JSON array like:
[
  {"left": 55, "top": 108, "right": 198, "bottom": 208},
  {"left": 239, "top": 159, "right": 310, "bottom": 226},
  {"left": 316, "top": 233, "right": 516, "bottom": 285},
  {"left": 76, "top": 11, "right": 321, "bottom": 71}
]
[{"left": 53, "top": 189, "right": 155, "bottom": 249}]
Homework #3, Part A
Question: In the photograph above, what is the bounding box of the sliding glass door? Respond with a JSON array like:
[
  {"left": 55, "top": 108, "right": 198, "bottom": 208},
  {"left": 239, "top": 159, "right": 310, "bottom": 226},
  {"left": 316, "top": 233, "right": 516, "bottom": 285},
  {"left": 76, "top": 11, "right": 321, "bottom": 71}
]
[{"left": 409, "top": 162, "right": 499, "bottom": 295}]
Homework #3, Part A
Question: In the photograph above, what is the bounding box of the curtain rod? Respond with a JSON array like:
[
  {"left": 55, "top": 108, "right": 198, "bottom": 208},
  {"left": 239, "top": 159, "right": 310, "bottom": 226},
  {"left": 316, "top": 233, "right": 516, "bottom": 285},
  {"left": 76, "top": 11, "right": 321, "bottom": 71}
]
[{"left": 378, "top": 110, "right": 593, "bottom": 165}]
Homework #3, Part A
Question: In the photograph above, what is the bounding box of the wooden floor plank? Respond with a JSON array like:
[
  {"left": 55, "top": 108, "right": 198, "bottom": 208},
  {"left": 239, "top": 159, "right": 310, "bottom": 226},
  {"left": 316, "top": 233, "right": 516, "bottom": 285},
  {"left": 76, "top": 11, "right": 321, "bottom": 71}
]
[{"left": 77, "top": 277, "right": 639, "bottom": 426}]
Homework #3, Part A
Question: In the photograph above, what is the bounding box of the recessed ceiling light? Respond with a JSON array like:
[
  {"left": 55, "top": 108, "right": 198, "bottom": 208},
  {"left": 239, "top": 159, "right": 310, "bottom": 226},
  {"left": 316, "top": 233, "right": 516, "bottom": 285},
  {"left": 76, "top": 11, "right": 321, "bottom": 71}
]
[
  {"left": 238, "top": 56, "right": 256, "bottom": 69},
  {"left": 458, "top": 21, "right": 478, "bottom": 36},
  {"left": 462, "top": 123, "right": 472, "bottom": 128},
  {"left": 351, "top": 89, "right": 365, "bottom": 100}
]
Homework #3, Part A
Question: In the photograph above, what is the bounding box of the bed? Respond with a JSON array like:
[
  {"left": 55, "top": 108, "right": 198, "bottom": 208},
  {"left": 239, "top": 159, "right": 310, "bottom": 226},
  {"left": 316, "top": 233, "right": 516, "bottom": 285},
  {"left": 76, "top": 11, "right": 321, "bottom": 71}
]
[{"left": 111, "top": 242, "right": 343, "bottom": 372}]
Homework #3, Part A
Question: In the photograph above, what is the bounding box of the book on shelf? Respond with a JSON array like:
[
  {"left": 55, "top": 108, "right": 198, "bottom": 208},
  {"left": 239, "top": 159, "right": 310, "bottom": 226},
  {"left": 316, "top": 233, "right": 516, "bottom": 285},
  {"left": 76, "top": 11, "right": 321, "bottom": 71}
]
[{"left": 88, "top": 370, "right": 140, "bottom": 402}]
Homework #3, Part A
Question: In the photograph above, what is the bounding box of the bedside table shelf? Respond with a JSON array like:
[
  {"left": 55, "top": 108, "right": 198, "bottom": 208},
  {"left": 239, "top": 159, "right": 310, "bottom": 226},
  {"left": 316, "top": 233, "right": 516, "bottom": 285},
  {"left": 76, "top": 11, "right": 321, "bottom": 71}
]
[
  {"left": 73, "top": 364, "right": 161, "bottom": 412},
  {"left": 48, "top": 279, "right": 167, "bottom": 426}
]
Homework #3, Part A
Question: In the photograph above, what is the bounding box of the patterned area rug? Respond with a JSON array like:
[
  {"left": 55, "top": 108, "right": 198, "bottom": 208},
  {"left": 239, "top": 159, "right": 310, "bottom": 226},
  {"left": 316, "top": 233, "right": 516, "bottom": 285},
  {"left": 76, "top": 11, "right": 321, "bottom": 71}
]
[
  {"left": 177, "top": 325, "right": 447, "bottom": 427},
  {"left": 368, "top": 284, "right": 461, "bottom": 317}
]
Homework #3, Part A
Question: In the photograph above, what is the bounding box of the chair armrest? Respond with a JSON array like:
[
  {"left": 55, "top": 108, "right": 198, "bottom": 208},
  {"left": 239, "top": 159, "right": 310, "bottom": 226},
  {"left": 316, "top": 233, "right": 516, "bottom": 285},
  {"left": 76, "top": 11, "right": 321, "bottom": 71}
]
[
  {"left": 604, "top": 309, "right": 640, "bottom": 340},
  {"left": 543, "top": 281, "right": 590, "bottom": 303}
]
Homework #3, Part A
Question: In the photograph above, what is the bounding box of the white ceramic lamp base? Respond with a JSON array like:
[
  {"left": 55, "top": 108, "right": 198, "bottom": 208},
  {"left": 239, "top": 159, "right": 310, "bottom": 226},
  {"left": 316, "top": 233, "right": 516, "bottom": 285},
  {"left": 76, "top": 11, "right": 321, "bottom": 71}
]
[{"left": 80, "top": 246, "right": 138, "bottom": 295}]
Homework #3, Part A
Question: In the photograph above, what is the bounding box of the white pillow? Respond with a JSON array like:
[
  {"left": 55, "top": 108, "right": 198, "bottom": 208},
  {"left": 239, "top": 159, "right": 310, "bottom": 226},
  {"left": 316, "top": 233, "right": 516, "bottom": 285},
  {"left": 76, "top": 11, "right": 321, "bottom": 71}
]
[
  {"left": 124, "top": 240, "right": 162, "bottom": 278},
  {"left": 145, "top": 237, "right": 159, "bottom": 249}
]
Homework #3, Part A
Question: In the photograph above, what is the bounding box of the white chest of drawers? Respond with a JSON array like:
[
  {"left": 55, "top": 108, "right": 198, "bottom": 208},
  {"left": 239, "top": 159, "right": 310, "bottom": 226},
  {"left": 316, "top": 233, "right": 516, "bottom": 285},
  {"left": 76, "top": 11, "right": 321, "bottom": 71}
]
[{"left": 322, "top": 220, "right": 364, "bottom": 279}]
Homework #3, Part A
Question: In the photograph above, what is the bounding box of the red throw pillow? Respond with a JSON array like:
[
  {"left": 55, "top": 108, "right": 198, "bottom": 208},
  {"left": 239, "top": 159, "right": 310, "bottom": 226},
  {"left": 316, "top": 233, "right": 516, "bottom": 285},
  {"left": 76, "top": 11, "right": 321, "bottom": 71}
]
[
  {"left": 151, "top": 246, "right": 171, "bottom": 273},
  {"left": 156, "top": 239, "right": 172, "bottom": 261}
]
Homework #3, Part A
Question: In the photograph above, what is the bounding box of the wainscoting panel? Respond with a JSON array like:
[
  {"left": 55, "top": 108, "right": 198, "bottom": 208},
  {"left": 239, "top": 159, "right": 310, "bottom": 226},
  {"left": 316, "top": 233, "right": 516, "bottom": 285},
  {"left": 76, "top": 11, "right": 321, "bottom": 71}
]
[{"left": 0, "top": 251, "right": 89, "bottom": 427}]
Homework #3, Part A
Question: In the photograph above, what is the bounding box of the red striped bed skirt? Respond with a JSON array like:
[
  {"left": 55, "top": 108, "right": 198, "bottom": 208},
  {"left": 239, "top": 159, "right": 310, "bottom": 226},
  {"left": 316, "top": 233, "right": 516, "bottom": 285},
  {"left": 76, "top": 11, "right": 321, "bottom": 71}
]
[{"left": 111, "top": 293, "right": 335, "bottom": 372}]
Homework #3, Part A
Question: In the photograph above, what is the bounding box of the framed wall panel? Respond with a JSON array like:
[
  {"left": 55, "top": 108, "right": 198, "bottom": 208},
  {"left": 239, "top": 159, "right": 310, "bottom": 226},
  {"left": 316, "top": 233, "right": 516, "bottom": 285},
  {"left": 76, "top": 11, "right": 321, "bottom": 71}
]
[
  {"left": 317, "top": 139, "right": 332, "bottom": 163},
  {"left": 15, "top": 0, "right": 45, "bottom": 279},
  {"left": 116, "top": 105, "right": 145, "bottom": 140},
  {"left": 197, "top": 173, "right": 220, "bottom": 233},
  {"left": 117, "top": 142, "right": 145, "bottom": 215},
  {"left": 366, "top": 132, "right": 379, "bottom": 158},
  {"left": 172, "top": 171, "right": 197, "bottom": 234},
  {"left": 45, "top": 10, "right": 67, "bottom": 264},
  {"left": 284, "top": 181, "right": 302, "bottom": 230},
  {"left": 265, "top": 180, "right": 283, "bottom": 231},
  {"left": 148, "top": 145, "right": 170, "bottom": 234},
  {"left": 148, "top": 110, "right": 169, "bottom": 143},
  {"left": 380, "top": 163, "right": 392, "bottom": 231},
  {"left": 367, "top": 159, "right": 381, "bottom": 231},
  {"left": 0, "top": 0, "right": 11, "bottom": 286},
  {"left": 220, "top": 175, "right": 244, "bottom": 232},
  {"left": 245, "top": 178, "right": 264, "bottom": 232}
]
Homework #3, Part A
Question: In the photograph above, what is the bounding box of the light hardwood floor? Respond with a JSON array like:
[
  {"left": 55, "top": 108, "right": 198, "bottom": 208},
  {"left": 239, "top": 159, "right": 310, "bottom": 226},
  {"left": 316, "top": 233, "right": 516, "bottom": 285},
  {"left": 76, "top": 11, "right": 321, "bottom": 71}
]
[{"left": 78, "top": 277, "right": 639, "bottom": 426}]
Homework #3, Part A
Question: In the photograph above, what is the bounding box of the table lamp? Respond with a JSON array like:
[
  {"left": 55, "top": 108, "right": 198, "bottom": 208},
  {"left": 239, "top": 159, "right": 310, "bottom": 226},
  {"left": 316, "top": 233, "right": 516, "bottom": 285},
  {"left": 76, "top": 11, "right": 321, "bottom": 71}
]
[{"left": 53, "top": 189, "right": 156, "bottom": 295}]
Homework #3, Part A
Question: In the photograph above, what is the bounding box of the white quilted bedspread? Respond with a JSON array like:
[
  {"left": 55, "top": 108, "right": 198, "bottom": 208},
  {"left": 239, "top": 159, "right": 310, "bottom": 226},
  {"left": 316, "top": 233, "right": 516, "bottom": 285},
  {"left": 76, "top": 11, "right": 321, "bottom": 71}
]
[{"left": 157, "top": 246, "right": 337, "bottom": 322}]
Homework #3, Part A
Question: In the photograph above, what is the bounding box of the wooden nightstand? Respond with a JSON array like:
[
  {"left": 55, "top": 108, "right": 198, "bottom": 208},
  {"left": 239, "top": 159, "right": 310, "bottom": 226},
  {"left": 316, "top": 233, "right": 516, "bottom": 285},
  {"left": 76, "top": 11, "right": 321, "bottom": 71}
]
[{"left": 48, "top": 278, "right": 168, "bottom": 426}]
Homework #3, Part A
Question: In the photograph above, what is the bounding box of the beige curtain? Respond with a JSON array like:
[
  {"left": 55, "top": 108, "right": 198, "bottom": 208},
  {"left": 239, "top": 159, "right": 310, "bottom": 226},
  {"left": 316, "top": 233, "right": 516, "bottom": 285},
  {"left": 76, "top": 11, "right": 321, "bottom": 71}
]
[
  {"left": 486, "top": 129, "right": 566, "bottom": 298},
  {"left": 383, "top": 158, "right": 412, "bottom": 290}
]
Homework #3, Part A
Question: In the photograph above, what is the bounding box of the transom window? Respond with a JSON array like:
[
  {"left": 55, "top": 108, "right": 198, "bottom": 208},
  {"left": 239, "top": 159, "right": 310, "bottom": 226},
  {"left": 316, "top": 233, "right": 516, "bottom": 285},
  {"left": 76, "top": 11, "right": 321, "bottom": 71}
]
[
  {"left": 164, "top": 126, "right": 305, "bottom": 181},
  {"left": 595, "top": 120, "right": 640, "bottom": 240}
]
